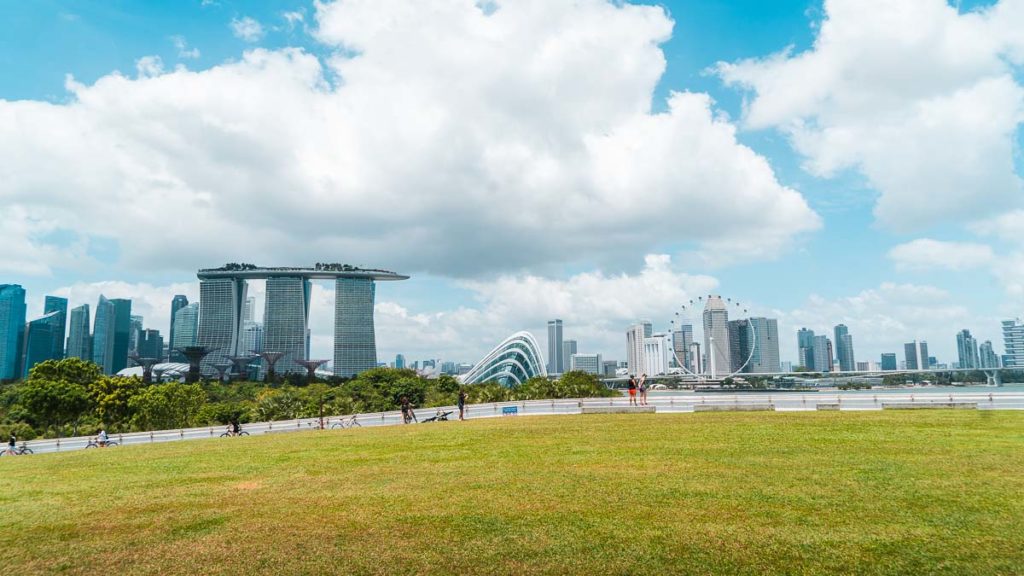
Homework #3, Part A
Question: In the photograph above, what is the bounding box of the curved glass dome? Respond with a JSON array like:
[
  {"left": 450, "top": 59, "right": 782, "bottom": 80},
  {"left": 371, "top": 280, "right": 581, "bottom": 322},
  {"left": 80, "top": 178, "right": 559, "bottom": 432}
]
[{"left": 460, "top": 331, "right": 547, "bottom": 387}]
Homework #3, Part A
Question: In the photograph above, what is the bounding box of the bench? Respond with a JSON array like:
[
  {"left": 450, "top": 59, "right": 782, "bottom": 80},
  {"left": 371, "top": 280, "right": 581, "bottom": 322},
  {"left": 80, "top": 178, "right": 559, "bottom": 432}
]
[
  {"left": 693, "top": 404, "right": 775, "bottom": 412},
  {"left": 581, "top": 406, "right": 656, "bottom": 414},
  {"left": 882, "top": 402, "right": 977, "bottom": 410},
  {"left": 816, "top": 403, "right": 841, "bottom": 411}
]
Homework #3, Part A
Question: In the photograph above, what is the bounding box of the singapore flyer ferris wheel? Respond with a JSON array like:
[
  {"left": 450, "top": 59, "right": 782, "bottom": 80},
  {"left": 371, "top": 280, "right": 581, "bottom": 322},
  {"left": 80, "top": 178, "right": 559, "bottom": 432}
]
[{"left": 668, "top": 294, "right": 757, "bottom": 381}]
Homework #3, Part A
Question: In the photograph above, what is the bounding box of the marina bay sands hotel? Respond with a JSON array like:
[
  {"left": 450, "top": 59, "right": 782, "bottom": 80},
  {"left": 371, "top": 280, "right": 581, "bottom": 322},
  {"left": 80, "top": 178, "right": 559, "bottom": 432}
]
[{"left": 196, "top": 263, "right": 409, "bottom": 377}]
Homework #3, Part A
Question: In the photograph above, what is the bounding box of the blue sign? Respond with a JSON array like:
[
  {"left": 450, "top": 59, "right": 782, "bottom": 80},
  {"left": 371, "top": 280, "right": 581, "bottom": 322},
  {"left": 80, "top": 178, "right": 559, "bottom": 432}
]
[{"left": 502, "top": 406, "right": 518, "bottom": 416}]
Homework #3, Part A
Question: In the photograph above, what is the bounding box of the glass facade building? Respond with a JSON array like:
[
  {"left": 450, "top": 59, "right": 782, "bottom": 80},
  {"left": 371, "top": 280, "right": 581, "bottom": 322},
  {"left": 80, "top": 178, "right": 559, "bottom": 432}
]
[
  {"left": 92, "top": 296, "right": 116, "bottom": 374},
  {"left": 461, "top": 331, "right": 547, "bottom": 387},
  {"left": 880, "top": 353, "right": 897, "bottom": 371},
  {"left": 171, "top": 302, "right": 200, "bottom": 353},
  {"left": 834, "top": 324, "right": 855, "bottom": 372},
  {"left": 703, "top": 296, "right": 731, "bottom": 377},
  {"left": 547, "top": 319, "right": 564, "bottom": 375},
  {"left": 21, "top": 311, "right": 60, "bottom": 377},
  {"left": 1002, "top": 319, "right": 1023, "bottom": 368},
  {"left": 197, "top": 278, "right": 248, "bottom": 375},
  {"left": 66, "top": 304, "right": 92, "bottom": 361},
  {"left": 44, "top": 296, "right": 67, "bottom": 361},
  {"left": 110, "top": 299, "right": 133, "bottom": 375},
  {"left": 137, "top": 329, "right": 164, "bottom": 360},
  {"left": 0, "top": 285, "right": 27, "bottom": 380},
  {"left": 956, "top": 329, "right": 980, "bottom": 370},
  {"left": 264, "top": 276, "right": 311, "bottom": 375},
  {"left": 168, "top": 295, "right": 190, "bottom": 362},
  {"left": 334, "top": 278, "right": 376, "bottom": 377}
]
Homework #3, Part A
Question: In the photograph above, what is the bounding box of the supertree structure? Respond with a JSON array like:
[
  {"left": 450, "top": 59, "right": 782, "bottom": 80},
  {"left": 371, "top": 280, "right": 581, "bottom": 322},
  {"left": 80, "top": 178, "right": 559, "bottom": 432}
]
[
  {"left": 257, "top": 351, "right": 287, "bottom": 384},
  {"left": 294, "top": 359, "right": 330, "bottom": 384},
  {"left": 129, "top": 353, "right": 161, "bottom": 385},
  {"left": 177, "top": 346, "right": 217, "bottom": 384},
  {"left": 228, "top": 355, "right": 258, "bottom": 382},
  {"left": 213, "top": 363, "right": 233, "bottom": 383}
]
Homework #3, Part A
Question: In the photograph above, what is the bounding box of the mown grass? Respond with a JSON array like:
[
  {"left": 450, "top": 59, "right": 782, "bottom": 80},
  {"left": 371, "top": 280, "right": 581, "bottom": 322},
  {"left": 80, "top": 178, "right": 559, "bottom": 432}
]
[{"left": 1, "top": 411, "right": 1022, "bottom": 575}]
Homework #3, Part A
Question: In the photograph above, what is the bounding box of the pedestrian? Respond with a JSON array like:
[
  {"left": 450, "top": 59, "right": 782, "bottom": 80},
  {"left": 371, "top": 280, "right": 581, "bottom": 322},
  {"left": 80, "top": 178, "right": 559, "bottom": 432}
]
[
  {"left": 628, "top": 376, "right": 638, "bottom": 406},
  {"left": 639, "top": 373, "right": 648, "bottom": 406},
  {"left": 458, "top": 388, "right": 467, "bottom": 421}
]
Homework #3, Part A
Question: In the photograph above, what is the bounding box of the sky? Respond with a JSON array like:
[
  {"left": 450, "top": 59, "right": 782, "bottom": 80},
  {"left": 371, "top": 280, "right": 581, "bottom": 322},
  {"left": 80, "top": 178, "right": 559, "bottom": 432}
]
[{"left": 1, "top": 0, "right": 1023, "bottom": 368}]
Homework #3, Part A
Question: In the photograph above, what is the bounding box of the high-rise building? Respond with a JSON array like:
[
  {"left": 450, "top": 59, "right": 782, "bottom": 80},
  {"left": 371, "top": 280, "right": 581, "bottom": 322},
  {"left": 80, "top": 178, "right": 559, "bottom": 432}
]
[
  {"left": 881, "top": 353, "right": 897, "bottom": 371},
  {"left": 43, "top": 296, "right": 67, "bottom": 361},
  {"left": 749, "top": 317, "right": 780, "bottom": 373},
  {"left": 172, "top": 302, "right": 200, "bottom": 353},
  {"left": 109, "top": 299, "right": 132, "bottom": 375},
  {"left": 625, "top": 323, "right": 647, "bottom": 376},
  {"left": 91, "top": 296, "right": 116, "bottom": 374},
  {"left": 643, "top": 333, "right": 670, "bottom": 375},
  {"left": 334, "top": 278, "right": 377, "bottom": 378},
  {"left": 128, "top": 315, "right": 144, "bottom": 356},
  {"left": 243, "top": 296, "right": 256, "bottom": 324},
  {"left": 812, "top": 335, "right": 833, "bottom": 373},
  {"left": 602, "top": 360, "right": 618, "bottom": 377},
  {"left": 239, "top": 321, "right": 264, "bottom": 379},
  {"left": 197, "top": 278, "right": 248, "bottom": 375},
  {"left": 689, "top": 342, "right": 702, "bottom": 374},
  {"left": 168, "top": 295, "right": 189, "bottom": 362},
  {"left": 979, "top": 341, "right": 1000, "bottom": 369},
  {"left": 834, "top": 324, "right": 855, "bottom": 372},
  {"left": 728, "top": 319, "right": 752, "bottom": 373},
  {"left": 562, "top": 340, "right": 578, "bottom": 369},
  {"left": 1002, "top": 319, "right": 1023, "bottom": 368},
  {"left": 797, "top": 328, "right": 815, "bottom": 370},
  {"left": 904, "top": 341, "right": 929, "bottom": 371},
  {"left": 263, "top": 276, "right": 311, "bottom": 375},
  {"left": 66, "top": 304, "right": 91, "bottom": 361},
  {"left": 570, "top": 353, "right": 602, "bottom": 375},
  {"left": 395, "top": 353, "right": 406, "bottom": 369},
  {"left": 137, "top": 329, "right": 163, "bottom": 360},
  {"left": 956, "top": 329, "right": 980, "bottom": 370},
  {"left": 0, "top": 285, "right": 27, "bottom": 380},
  {"left": 547, "top": 319, "right": 564, "bottom": 375},
  {"left": 21, "top": 312, "right": 58, "bottom": 377},
  {"left": 702, "top": 296, "right": 731, "bottom": 377},
  {"left": 673, "top": 324, "right": 693, "bottom": 371}
]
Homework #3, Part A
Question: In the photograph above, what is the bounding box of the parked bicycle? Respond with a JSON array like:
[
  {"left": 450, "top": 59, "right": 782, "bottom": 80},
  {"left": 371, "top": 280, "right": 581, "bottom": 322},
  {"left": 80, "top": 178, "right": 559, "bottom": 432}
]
[
  {"left": 330, "top": 416, "right": 361, "bottom": 429},
  {"left": 421, "top": 410, "right": 452, "bottom": 423}
]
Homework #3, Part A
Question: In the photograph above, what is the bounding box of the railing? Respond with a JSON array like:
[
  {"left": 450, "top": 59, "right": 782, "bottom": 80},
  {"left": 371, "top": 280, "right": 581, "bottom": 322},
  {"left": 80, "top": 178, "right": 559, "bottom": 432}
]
[{"left": 15, "top": 391, "right": 1024, "bottom": 455}]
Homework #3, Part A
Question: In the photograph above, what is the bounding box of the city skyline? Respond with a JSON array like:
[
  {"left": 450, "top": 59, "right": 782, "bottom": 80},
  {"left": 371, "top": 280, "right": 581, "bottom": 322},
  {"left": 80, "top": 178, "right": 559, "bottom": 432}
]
[{"left": 2, "top": 0, "right": 1022, "bottom": 369}]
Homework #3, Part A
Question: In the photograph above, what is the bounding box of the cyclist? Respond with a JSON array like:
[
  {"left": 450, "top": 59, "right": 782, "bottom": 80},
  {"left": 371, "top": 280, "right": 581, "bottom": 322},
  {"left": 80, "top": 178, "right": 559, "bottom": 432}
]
[
  {"left": 231, "top": 419, "right": 241, "bottom": 436},
  {"left": 400, "top": 395, "right": 415, "bottom": 424},
  {"left": 6, "top": 432, "right": 16, "bottom": 455},
  {"left": 97, "top": 429, "right": 109, "bottom": 448}
]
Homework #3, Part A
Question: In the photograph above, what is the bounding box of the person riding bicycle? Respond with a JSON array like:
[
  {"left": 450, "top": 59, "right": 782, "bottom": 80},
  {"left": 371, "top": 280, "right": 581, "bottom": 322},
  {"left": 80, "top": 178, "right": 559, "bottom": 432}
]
[
  {"left": 400, "top": 395, "right": 415, "bottom": 424},
  {"left": 231, "top": 419, "right": 241, "bottom": 436},
  {"left": 97, "top": 429, "right": 109, "bottom": 447},
  {"left": 6, "top": 433, "right": 15, "bottom": 455}
]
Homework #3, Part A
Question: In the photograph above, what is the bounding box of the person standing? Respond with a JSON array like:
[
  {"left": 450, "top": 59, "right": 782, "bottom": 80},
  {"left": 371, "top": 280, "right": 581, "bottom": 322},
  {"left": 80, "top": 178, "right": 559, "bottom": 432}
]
[
  {"left": 638, "top": 373, "right": 649, "bottom": 406},
  {"left": 627, "top": 376, "right": 638, "bottom": 406},
  {"left": 458, "top": 389, "right": 468, "bottom": 421}
]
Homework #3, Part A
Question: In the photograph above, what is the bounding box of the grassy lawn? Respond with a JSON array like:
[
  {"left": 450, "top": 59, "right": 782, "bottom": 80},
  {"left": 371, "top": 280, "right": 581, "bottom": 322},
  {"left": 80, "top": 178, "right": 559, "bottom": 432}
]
[{"left": 1, "top": 411, "right": 1022, "bottom": 575}]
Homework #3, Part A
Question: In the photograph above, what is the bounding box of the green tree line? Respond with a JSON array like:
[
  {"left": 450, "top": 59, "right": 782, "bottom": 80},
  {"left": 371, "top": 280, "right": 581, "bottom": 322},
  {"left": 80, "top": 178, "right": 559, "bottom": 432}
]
[{"left": 0, "top": 358, "right": 615, "bottom": 439}]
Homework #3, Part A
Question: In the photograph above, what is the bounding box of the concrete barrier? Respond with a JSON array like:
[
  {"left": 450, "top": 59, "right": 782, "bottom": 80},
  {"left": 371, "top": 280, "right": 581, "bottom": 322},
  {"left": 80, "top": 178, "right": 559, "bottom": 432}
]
[
  {"left": 693, "top": 404, "right": 775, "bottom": 412},
  {"left": 882, "top": 402, "right": 977, "bottom": 410},
  {"left": 581, "top": 406, "right": 657, "bottom": 414},
  {"left": 816, "top": 403, "right": 841, "bottom": 411}
]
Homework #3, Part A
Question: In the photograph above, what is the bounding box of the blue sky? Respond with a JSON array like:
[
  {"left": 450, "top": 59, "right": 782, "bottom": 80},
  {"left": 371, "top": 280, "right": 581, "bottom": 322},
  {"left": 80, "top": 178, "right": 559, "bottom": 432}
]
[{"left": 1, "top": 0, "right": 1022, "bottom": 367}]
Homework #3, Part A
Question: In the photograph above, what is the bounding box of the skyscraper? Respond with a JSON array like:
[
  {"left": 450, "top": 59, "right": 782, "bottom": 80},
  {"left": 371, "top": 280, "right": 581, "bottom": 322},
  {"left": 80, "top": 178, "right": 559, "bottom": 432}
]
[
  {"left": 43, "top": 296, "right": 67, "bottom": 361},
  {"left": 137, "top": 329, "right": 163, "bottom": 360},
  {"left": 547, "top": 319, "right": 564, "bottom": 375},
  {"left": 702, "top": 296, "right": 731, "bottom": 377},
  {"left": 673, "top": 324, "right": 694, "bottom": 371},
  {"left": 643, "top": 333, "right": 670, "bottom": 375},
  {"left": 625, "top": 323, "right": 646, "bottom": 376},
  {"left": 979, "top": 341, "right": 1000, "bottom": 369},
  {"left": 749, "top": 317, "right": 780, "bottom": 373},
  {"left": 334, "top": 277, "right": 377, "bottom": 377},
  {"left": 92, "top": 296, "right": 116, "bottom": 374},
  {"left": 956, "top": 329, "right": 980, "bottom": 370},
  {"left": 812, "top": 335, "right": 833, "bottom": 372},
  {"left": 728, "top": 319, "right": 751, "bottom": 372},
  {"left": 66, "top": 304, "right": 91, "bottom": 361},
  {"left": 263, "top": 276, "right": 311, "bottom": 375},
  {"left": 562, "top": 339, "right": 578, "bottom": 369},
  {"left": 880, "top": 353, "right": 897, "bottom": 371},
  {"left": 128, "top": 314, "right": 144, "bottom": 356},
  {"left": 21, "top": 312, "right": 58, "bottom": 377},
  {"left": 172, "top": 302, "right": 200, "bottom": 353},
  {"left": 243, "top": 296, "right": 256, "bottom": 323},
  {"left": 169, "top": 295, "right": 189, "bottom": 361},
  {"left": 0, "top": 285, "right": 27, "bottom": 380},
  {"left": 197, "top": 278, "right": 248, "bottom": 375},
  {"left": 904, "top": 341, "right": 929, "bottom": 371},
  {"left": 797, "top": 328, "right": 815, "bottom": 370},
  {"left": 834, "top": 324, "right": 855, "bottom": 372},
  {"left": 110, "top": 299, "right": 133, "bottom": 374},
  {"left": 1002, "top": 319, "right": 1023, "bottom": 368},
  {"left": 395, "top": 353, "right": 406, "bottom": 369}
]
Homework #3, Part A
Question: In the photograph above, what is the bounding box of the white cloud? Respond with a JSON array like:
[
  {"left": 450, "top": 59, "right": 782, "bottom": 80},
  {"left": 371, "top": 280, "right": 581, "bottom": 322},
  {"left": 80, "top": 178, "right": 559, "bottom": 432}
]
[
  {"left": 171, "top": 35, "right": 201, "bottom": 59},
  {"left": 778, "top": 282, "right": 998, "bottom": 364},
  {"left": 134, "top": 55, "right": 164, "bottom": 78},
  {"left": 0, "top": 0, "right": 818, "bottom": 280},
  {"left": 718, "top": 0, "right": 1024, "bottom": 229},
  {"left": 887, "top": 238, "right": 995, "bottom": 271},
  {"left": 231, "top": 16, "right": 264, "bottom": 42},
  {"left": 282, "top": 11, "right": 304, "bottom": 30}
]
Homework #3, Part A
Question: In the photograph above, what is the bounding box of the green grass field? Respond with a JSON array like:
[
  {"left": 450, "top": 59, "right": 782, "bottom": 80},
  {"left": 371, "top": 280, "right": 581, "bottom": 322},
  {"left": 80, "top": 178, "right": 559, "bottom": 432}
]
[{"left": 2, "top": 411, "right": 1022, "bottom": 575}]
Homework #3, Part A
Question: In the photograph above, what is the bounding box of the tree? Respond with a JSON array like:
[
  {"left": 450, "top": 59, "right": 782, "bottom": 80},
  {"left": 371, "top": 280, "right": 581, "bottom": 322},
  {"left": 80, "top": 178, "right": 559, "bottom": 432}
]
[
  {"left": 129, "top": 383, "right": 207, "bottom": 430},
  {"left": 89, "top": 376, "right": 142, "bottom": 431},
  {"left": 19, "top": 377, "right": 91, "bottom": 436}
]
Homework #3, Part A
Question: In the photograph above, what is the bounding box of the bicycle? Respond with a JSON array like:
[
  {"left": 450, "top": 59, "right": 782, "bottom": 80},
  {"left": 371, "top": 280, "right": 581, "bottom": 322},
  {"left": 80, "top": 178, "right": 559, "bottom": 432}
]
[
  {"left": 220, "top": 429, "right": 250, "bottom": 437},
  {"left": 330, "top": 416, "right": 361, "bottom": 429},
  {"left": 1, "top": 444, "right": 32, "bottom": 456},
  {"left": 85, "top": 439, "right": 119, "bottom": 448}
]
